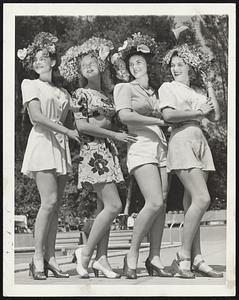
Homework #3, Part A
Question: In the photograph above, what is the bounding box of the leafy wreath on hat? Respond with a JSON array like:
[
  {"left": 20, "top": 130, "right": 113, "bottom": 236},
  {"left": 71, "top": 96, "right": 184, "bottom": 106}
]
[
  {"left": 59, "top": 37, "right": 114, "bottom": 82},
  {"left": 17, "top": 32, "right": 58, "bottom": 70},
  {"left": 163, "top": 43, "right": 212, "bottom": 74}
]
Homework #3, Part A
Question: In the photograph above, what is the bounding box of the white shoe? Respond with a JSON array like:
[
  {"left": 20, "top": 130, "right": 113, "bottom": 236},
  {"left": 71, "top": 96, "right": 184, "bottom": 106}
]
[
  {"left": 74, "top": 248, "right": 89, "bottom": 278},
  {"left": 92, "top": 260, "right": 121, "bottom": 279}
]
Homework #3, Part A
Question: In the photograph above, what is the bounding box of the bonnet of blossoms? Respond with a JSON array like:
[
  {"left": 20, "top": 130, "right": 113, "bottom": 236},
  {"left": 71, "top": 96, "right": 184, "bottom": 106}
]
[
  {"left": 59, "top": 37, "right": 114, "bottom": 82},
  {"left": 116, "top": 32, "right": 160, "bottom": 60},
  {"left": 17, "top": 32, "right": 58, "bottom": 70},
  {"left": 163, "top": 43, "right": 211, "bottom": 73}
]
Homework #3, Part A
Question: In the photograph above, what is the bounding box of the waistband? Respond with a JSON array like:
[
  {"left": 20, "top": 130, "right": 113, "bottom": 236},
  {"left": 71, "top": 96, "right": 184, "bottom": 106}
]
[{"left": 172, "top": 120, "right": 201, "bottom": 129}]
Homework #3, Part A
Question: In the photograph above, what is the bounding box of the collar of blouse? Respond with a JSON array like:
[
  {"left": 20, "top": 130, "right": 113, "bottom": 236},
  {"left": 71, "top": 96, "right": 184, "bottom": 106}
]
[{"left": 130, "top": 80, "right": 155, "bottom": 96}]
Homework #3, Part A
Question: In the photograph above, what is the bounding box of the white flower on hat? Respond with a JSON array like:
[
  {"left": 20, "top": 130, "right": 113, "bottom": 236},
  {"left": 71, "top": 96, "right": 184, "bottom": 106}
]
[
  {"left": 111, "top": 53, "right": 121, "bottom": 64},
  {"left": 17, "top": 48, "right": 28, "bottom": 60},
  {"left": 137, "top": 44, "right": 150, "bottom": 53},
  {"left": 99, "top": 45, "right": 110, "bottom": 61},
  {"left": 118, "top": 40, "right": 128, "bottom": 52}
]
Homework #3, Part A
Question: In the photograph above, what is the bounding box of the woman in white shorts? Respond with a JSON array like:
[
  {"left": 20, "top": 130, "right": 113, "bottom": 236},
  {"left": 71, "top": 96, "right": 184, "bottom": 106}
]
[
  {"left": 159, "top": 44, "right": 223, "bottom": 278},
  {"left": 114, "top": 33, "right": 172, "bottom": 279}
]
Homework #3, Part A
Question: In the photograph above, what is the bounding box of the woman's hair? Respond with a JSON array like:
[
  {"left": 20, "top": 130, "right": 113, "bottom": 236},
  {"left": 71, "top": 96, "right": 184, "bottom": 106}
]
[
  {"left": 78, "top": 53, "right": 114, "bottom": 96},
  {"left": 169, "top": 52, "right": 204, "bottom": 89},
  {"left": 124, "top": 50, "right": 161, "bottom": 94}
]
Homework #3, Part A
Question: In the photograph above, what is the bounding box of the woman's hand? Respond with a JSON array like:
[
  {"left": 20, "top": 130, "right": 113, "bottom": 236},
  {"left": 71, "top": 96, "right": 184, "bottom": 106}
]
[
  {"left": 114, "top": 131, "right": 138, "bottom": 144},
  {"left": 66, "top": 129, "right": 82, "bottom": 145},
  {"left": 200, "top": 70, "right": 214, "bottom": 90},
  {"left": 198, "top": 98, "right": 214, "bottom": 117}
]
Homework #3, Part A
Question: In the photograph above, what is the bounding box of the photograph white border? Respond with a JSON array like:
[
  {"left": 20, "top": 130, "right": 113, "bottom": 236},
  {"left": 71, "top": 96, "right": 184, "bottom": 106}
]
[{"left": 3, "top": 3, "right": 236, "bottom": 297}]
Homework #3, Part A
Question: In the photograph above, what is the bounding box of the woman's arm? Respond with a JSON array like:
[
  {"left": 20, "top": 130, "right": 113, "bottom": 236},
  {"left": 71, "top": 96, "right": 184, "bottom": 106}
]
[
  {"left": 28, "top": 99, "right": 81, "bottom": 143},
  {"left": 118, "top": 108, "right": 166, "bottom": 126},
  {"left": 75, "top": 118, "right": 137, "bottom": 143},
  {"left": 204, "top": 83, "right": 221, "bottom": 122}
]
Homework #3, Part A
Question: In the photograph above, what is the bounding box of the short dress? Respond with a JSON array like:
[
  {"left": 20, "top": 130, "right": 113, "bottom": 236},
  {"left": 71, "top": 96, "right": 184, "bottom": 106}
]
[
  {"left": 158, "top": 81, "right": 215, "bottom": 173},
  {"left": 71, "top": 88, "right": 124, "bottom": 189},
  {"left": 21, "top": 79, "right": 72, "bottom": 178},
  {"left": 114, "top": 81, "right": 167, "bottom": 174}
]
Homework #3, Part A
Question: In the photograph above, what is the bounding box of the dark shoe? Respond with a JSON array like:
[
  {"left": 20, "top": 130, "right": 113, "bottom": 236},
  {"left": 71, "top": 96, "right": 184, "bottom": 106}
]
[
  {"left": 123, "top": 255, "right": 137, "bottom": 279},
  {"left": 171, "top": 253, "right": 195, "bottom": 279},
  {"left": 145, "top": 257, "right": 173, "bottom": 277},
  {"left": 192, "top": 259, "right": 223, "bottom": 278},
  {"left": 29, "top": 258, "right": 46, "bottom": 280},
  {"left": 44, "top": 259, "right": 69, "bottom": 278},
  {"left": 92, "top": 260, "right": 121, "bottom": 279}
]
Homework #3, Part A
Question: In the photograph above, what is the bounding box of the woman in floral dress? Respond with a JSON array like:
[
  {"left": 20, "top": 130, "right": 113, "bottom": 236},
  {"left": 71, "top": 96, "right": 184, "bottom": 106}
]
[
  {"left": 17, "top": 32, "right": 81, "bottom": 280},
  {"left": 59, "top": 37, "right": 137, "bottom": 278}
]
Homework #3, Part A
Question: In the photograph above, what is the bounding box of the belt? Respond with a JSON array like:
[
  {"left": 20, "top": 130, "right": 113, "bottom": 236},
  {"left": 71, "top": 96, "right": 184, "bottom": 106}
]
[{"left": 172, "top": 120, "right": 201, "bottom": 129}]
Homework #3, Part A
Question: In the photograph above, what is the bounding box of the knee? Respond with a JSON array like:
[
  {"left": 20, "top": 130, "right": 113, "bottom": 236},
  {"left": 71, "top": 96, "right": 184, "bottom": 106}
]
[
  {"left": 146, "top": 197, "right": 164, "bottom": 212},
  {"left": 195, "top": 194, "right": 211, "bottom": 211},
  {"left": 108, "top": 202, "right": 122, "bottom": 215},
  {"left": 40, "top": 194, "right": 58, "bottom": 213}
]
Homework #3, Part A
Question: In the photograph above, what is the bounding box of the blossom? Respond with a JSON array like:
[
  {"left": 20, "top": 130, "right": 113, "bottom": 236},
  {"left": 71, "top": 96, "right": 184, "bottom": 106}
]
[
  {"left": 99, "top": 45, "right": 110, "bottom": 61},
  {"left": 17, "top": 48, "right": 28, "bottom": 60},
  {"left": 137, "top": 44, "right": 150, "bottom": 53},
  {"left": 118, "top": 40, "right": 128, "bottom": 52},
  {"left": 88, "top": 152, "right": 109, "bottom": 175},
  {"left": 111, "top": 53, "right": 121, "bottom": 64}
]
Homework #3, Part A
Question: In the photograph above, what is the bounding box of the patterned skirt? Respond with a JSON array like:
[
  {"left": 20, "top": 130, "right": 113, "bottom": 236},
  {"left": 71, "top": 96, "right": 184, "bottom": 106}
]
[{"left": 76, "top": 136, "right": 124, "bottom": 189}]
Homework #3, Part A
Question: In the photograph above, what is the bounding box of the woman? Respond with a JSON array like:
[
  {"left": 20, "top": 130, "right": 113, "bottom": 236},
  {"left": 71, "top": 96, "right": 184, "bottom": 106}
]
[
  {"left": 59, "top": 37, "right": 137, "bottom": 278},
  {"left": 113, "top": 33, "right": 172, "bottom": 279},
  {"left": 158, "top": 44, "right": 223, "bottom": 278},
  {"left": 17, "top": 32, "right": 81, "bottom": 280}
]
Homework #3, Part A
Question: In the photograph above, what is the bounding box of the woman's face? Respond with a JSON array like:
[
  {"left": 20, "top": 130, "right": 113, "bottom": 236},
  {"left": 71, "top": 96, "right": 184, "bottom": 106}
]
[
  {"left": 33, "top": 49, "right": 55, "bottom": 75},
  {"left": 80, "top": 54, "right": 100, "bottom": 79},
  {"left": 128, "top": 55, "right": 147, "bottom": 79},
  {"left": 170, "top": 55, "right": 189, "bottom": 82}
]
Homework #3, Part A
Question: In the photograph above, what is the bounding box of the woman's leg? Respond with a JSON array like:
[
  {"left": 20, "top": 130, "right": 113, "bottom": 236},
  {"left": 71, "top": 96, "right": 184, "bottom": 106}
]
[
  {"left": 127, "top": 164, "right": 164, "bottom": 269},
  {"left": 148, "top": 167, "right": 169, "bottom": 268},
  {"left": 80, "top": 182, "right": 122, "bottom": 268},
  {"left": 175, "top": 169, "right": 210, "bottom": 266},
  {"left": 44, "top": 175, "right": 68, "bottom": 268},
  {"left": 33, "top": 170, "right": 58, "bottom": 270},
  {"left": 94, "top": 197, "right": 112, "bottom": 270}
]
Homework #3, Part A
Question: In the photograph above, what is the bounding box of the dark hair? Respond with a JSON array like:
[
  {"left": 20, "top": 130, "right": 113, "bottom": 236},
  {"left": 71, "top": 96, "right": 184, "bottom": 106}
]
[{"left": 125, "top": 49, "right": 160, "bottom": 95}]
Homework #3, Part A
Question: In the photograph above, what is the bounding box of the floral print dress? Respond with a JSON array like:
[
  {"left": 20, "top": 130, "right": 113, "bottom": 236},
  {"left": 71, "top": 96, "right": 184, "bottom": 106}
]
[{"left": 71, "top": 88, "right": 124, "bottom": 189}]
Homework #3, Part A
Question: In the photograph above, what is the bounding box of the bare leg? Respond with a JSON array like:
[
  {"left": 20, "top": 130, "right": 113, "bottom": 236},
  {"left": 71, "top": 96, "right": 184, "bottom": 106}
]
[
  {"left": 94, "top": 197, "right": 112, "bottom": 270},
  {"left": 148, "top": 167, "right": 168, "bottom": 268},
  {"left": 175, "top": 169, "right": 210, "bottom": 269},
  {"left": 44, "top": 175, "right": 67, "bottom": 268},
  {"left": 127, "top": 164, "right": 164, "bottom": 269},
  {"left": 33, "top": 170, "right": 58, "bottom": 271},
  {"left": 80, "top": 182, "right": 122, "bottom": 268}
]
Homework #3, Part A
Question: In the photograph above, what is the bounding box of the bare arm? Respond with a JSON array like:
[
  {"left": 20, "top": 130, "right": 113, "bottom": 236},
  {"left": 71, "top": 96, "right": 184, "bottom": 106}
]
[
  {"left": 118, "top": 108, "right": 166, "bottom": 126},
  {"left": 75, "top": 118, "right": 137, "bottom": 143},
  {"left": 162, "top": 108, "right": 203, "bottom": 123},
  {"left": 204, "top": 84, "right": 221, "bottom": 122},
  {"left": 28, "top": 99, "right": 81, "bottom": 144}
]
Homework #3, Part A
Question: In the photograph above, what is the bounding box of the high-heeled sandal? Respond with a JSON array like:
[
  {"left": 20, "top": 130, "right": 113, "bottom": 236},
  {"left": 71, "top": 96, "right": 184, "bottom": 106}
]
[
  {"left": 145, "top": 258, "right": 173, "bottom": 277},
  {"left": 123, "top": 255, "right": 137, "bottom": 279},
  {"left": 72, "top": 248, "right": 89, "bottom": 279},
  {"left": 29, "top": 258, "right": 46, "bottom": 280},
  {"left": 92, "top": 260, "right": 121, "bottom": 279},
  {"left": 191, "top": 259, "right": 223, "bottom": 278},
  {"left": 44, "top": 259, "right": 69, "bottom": 278},
  {"left": 171, "top": 253, "right": 195, "bottom": 279}
]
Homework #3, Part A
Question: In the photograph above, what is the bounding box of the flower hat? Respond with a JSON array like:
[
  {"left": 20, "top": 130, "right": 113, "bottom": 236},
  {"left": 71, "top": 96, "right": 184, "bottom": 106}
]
[
  {"left": 59, "top": 37, "right": 114, "bottom": 82},
  {"left": 115, "top": 32, "right": 160, "bottom": 60},
  {"left": 163, "top": 43, "right": 211, "bottom": 73},
  {"left": 17, "top": 32, "right": 58, "bottom": 70}
]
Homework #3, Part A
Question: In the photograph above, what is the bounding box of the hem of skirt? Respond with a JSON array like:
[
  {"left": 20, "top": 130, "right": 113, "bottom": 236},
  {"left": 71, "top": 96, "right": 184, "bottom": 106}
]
[
  {"left": 128, "top": 161, "right": 167, "bottom": 174},
  {"left": 21, "top": 167, "right": 72, "bottom": 178},
  {"left": 77, "top": 178, "right": 124, "bottom": 189},
  {"left": 167, "top": 166, "right": 216, "bottom": 173}
]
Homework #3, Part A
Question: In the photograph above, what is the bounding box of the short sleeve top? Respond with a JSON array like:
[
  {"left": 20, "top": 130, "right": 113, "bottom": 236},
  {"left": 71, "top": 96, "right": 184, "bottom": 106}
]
[
  {"left": 158, "top": 81, "right": 207, "bottom": 112},
  {"left": 21, "top": 78, "right": 71, "bottom": 125},
  {"left": 114, "top": 81, "right": 160, "bottom": 116},
  {"left": 71, "top": 88, "right": 115, "bottom": 121}
]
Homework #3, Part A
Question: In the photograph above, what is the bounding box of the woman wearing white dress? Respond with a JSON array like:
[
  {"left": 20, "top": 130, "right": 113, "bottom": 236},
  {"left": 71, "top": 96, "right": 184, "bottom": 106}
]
[
  {"left": 59, "top": 37, "right": 137, "bottom": 278},
  {"left": 17, "top": 32, "right": 81, "bottom": 280},
  {"left": 158, "top": 44, "right": 222, "bottom": 278}
]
